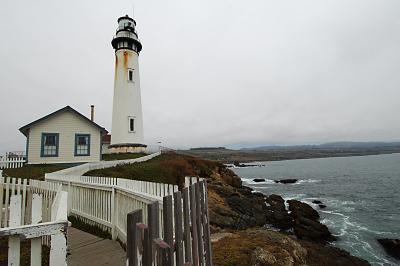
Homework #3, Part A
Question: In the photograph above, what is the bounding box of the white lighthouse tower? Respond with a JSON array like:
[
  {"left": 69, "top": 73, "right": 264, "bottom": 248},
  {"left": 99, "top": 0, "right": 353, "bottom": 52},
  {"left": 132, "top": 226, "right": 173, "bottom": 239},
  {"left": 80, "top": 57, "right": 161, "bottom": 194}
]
[{"left": 109, "top": 15, "right": 146, "bottom": 153}]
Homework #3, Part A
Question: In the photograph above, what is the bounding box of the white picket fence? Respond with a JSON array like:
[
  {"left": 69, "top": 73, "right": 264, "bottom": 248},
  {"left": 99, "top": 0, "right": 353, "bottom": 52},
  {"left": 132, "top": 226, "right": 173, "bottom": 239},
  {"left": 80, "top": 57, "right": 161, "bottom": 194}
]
[
  {"left": 45, "top": 174, "right": 181, "bottom": 244},
  {"left": 0, "top": 177, "right": 68, "bottom": 265},
  {"left": 0, "top": 155, "right": 26, "bottom": 169}
]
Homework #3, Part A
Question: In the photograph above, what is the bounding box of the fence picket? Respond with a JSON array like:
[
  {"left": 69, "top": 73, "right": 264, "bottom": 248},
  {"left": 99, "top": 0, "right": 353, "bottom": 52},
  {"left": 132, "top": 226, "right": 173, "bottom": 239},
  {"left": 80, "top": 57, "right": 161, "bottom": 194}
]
[
  {"left": 31, "top": 194, "right": 43, "bottom": 266},
  {"left": 174, "top": 191, "right": 184, "bottom": 266},
  {"left": 8, "top": 195, "right": 22, "bottom": 266},
  {"left": 163, "top": 195, "right": 174, "bottom": 266},
  {"left": 182, "top": 187, "right": 192, "bottom": 263}
]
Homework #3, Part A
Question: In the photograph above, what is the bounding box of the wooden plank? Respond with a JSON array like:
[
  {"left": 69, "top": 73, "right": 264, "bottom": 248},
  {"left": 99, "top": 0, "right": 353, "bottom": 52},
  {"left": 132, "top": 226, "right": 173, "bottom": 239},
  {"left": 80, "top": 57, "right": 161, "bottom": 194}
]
[
  {"left": 182, "top": 187, "right": 192, "bottom": 263},
  {"left": 203, "top": 181, "right": 213, "bottom": 265},
  {"left": 0, "top": 220, "right": 68, "bottom": 239},
  {"left": 189, "top": 185, "right": 199, "bottom": 266},
  {"left": 163, "top": 195, "right": 174, "bottom": 266},
  {"left": 195, "top": 182, "right": 204, "bottom": 265},
  {"left": 31, "top": 194, "right": 43, "bottom": 266},
  {"left": 135, "top": 223, "right": 147, "bottom": 266},
  {"left": 21, "top": 179, "right": 27, "bottom": 225},
  {"left": 127, "top": 209, "right": 142, "bottom": 266},
  {"left": 0, "top": 179, "right": 3, "bottom": 227},
  {"left": 174, "top": 191, "right": 184, "bottom": 266},
  {"left": 147, "top": 201, "right": 159, "bottom": 264},
  {"left": 8, "top": 195, "right": 22, "bottom": 266},
  {"left": 142, "top": 227, "right": 151, "bottom": 266},
  {"left": 4, "top": 178, "right": 10, "bottom": 227}
]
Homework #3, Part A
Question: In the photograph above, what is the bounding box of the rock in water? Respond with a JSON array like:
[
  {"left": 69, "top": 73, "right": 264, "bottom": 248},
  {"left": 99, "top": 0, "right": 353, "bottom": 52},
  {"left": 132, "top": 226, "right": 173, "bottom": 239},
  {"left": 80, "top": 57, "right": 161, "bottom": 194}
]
[
  {"left": 312, "top": 200, "right": 323, "bottom": 204},
  {"left": 253, "top": 178, "right": 265, "bottom": 182},
  {"left": 275, "top": 179, "right": 298, "bottom": 184},
  {"left": 288, "top": 200, "right": 336, "bottom": 243},
  {"left": 377, "top": 238, "right": 400, "bottom": 260},
  {"left": 318, "top": 204, "right": 327, "bottom": 209},
  {"left": 288, "top": 200, "right": 320, "bottom": 221}
]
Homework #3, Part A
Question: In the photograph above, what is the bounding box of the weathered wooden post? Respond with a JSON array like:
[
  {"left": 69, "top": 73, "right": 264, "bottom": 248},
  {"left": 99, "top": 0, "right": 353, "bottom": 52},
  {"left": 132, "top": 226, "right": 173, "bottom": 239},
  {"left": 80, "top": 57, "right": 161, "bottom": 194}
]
[
  {"left": 31, "top": 194, "right": 43, "bottom": 266},
  {"left": 8, "top": 195, "right": 22, "bottom": 266},
  {"left": 148, "top": 201, "right": 160, "bottom": 264},
  {"left": 127, "top": 209, "right": 143, "bottom": 266},
  {"left": 174, "top": 191, "right": 184, "bottom": 266},
  {"left": 163, "top": 195, "right": 174, "bottom": 266},
  {"left": 111, "top": 186, "right": 117, "bottom": 240},
  {"left": 182, "top": 187, "right": 192, "bottom": 263}
]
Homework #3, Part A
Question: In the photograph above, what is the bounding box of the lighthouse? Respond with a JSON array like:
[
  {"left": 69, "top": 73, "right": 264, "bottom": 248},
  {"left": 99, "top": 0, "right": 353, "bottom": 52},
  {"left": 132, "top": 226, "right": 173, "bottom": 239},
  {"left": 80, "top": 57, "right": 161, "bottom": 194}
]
[{"left": 109, "top": 15, "right": 146, "bottom": 153}]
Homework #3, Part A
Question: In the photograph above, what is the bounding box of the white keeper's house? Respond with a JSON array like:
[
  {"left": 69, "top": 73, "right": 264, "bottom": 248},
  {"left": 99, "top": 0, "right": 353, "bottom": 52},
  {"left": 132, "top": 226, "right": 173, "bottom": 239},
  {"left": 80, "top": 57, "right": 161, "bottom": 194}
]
[{"left": 19, "top": 106, "right": 108, "bottom": 164}]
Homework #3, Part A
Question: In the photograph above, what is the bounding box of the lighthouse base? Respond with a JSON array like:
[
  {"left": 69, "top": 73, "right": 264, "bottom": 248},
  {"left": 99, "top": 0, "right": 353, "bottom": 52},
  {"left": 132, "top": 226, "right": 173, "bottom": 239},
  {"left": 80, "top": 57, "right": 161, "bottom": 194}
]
[{"left": 108, "top": 143, "right": 147, "bottom": 154}]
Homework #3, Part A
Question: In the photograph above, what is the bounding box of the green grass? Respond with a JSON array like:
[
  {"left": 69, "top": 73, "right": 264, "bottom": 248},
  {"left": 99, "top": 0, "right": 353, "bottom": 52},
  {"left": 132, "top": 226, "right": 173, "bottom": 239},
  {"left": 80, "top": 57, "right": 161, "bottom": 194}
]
[
  {"left": 85, "top": 152, "right": 221, "bottom": 186},
  {"left": 2, "top": 164, "right": 67, "bottom": 180},
  {"left": 102, "top": 153, "right": 146, "bottom": 161}
]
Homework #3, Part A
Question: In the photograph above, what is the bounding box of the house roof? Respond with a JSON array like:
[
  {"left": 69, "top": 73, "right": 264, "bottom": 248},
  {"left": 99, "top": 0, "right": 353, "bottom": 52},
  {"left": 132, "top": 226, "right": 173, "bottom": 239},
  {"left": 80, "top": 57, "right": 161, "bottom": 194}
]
[{"left": 19, "top": 106, "right": 108, "bottom": 136}]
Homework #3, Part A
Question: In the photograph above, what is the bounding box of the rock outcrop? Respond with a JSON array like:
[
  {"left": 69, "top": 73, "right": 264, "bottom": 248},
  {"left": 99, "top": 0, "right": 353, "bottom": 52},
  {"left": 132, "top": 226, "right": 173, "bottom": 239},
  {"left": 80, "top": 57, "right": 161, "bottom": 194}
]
[
  {"left": 288, "top": 200, "right": 336, "bottom": 243},
  {"left": 212, "top": 229, "right": 369, "bottom": 266},
  {"left": 377, "top": 238, "right": 400, "bottom": 260}
]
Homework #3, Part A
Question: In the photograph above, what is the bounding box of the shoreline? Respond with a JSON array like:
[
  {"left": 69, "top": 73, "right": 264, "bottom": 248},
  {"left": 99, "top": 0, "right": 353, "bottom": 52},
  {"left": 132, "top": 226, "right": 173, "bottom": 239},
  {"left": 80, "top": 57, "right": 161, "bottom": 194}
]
[
  {"left": 227, "top": 152, "right": 400, "bottom": 166},
  {"left": 180, "top": 148, "right": 400, "bottom": 164}
]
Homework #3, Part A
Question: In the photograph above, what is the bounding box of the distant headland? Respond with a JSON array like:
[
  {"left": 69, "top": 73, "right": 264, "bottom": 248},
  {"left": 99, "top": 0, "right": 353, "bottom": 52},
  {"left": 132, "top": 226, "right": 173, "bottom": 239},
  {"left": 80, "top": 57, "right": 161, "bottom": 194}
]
[{"left": 180, "top": 141, "right": 400, "bottom": 163}]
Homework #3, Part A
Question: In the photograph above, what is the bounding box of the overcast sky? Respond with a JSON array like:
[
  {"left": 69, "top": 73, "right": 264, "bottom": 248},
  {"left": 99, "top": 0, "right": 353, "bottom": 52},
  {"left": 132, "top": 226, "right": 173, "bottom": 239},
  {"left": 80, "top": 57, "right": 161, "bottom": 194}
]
[{"left": 1, "top": 0, "right": 400, "bottom": 153}]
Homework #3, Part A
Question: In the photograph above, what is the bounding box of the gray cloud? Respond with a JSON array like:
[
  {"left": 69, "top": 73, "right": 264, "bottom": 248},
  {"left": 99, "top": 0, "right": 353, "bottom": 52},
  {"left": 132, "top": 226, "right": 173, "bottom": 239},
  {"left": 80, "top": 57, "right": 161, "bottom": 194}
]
[{"left": 1, "top": 0, "right": 400, "bottom": 153}]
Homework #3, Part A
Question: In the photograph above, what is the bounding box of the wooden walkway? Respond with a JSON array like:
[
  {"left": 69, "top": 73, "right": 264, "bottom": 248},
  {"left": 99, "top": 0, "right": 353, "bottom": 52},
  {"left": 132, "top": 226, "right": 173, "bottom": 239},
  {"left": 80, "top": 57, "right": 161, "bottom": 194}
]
[{"left": 67, "top": 227, "right": 126, "bottom": 266}]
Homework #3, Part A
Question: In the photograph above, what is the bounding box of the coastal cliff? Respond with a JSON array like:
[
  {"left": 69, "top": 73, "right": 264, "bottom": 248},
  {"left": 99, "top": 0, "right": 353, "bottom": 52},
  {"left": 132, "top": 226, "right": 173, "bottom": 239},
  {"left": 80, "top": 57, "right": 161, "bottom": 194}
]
[
  {"left": 86, "top": 152, "right": 370, "bottom": 265},
  {"left": 189, "top": 155, "right": 370, "bottom": 265}
]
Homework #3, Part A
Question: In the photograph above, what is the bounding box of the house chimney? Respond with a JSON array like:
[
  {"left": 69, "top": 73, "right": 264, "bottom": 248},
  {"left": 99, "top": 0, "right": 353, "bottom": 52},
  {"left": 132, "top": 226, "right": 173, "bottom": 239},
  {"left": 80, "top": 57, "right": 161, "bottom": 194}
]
[{"left": 90, "top": 105, "right": 95, "bottom": 121}]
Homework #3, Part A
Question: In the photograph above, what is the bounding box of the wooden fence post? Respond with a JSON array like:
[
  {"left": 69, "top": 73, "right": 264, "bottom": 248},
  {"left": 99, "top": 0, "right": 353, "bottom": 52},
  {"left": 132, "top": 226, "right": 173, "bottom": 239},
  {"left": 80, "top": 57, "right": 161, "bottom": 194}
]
[
  {"left": 189, "top": 185, "right": 199, "bottom": 266},
  {"left": 195, "top": 182, "right": 204, "bottom": 265},
  {"left": 154, "top": 239, "right": 172, "bottom": 266},
  {"left": 200, "top": 181, "right": 212, "bottom": 266},
  {"left": 163, "top": 195, "right": 174, "bottom": 266},
  {"left": 127, "top": 210, "right": 142, "bottom": 266},
  {"left": 8, "top": 195, "right": 22, "bottom": 266},
  {"left": 31, "top": 194, "right": 43, "bottom": 266},
  {"left": 174, "top": 191, "right": 184, "bottom": 266},
  {"left": 182, "top": 187, "right": 192, "bottom": 263},
  {"left": 148, "top": 201, "right": 159, "bottom": 264},
  {"left": 111, "top": 186, "right": 116, "bottom": 240}
]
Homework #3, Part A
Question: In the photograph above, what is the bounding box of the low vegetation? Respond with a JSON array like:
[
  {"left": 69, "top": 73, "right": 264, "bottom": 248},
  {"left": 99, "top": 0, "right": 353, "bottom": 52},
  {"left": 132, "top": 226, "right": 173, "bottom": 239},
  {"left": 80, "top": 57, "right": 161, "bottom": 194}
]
[
  {"left": 101, "top": 153, "right": 146, "bottom": 161},
  {"left": 85, "top": 152, "right": 221, "bottom": 185},
  {"left": 2, "top": 164, "right": 67, "bottom": 180}
]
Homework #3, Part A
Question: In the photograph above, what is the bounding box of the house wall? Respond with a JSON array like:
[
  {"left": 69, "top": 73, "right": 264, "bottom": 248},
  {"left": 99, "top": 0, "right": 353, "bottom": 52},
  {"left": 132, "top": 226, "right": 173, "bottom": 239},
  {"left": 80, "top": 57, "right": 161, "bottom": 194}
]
[{"left": 27, "top": 111, "right": 102, "bottom": 164}]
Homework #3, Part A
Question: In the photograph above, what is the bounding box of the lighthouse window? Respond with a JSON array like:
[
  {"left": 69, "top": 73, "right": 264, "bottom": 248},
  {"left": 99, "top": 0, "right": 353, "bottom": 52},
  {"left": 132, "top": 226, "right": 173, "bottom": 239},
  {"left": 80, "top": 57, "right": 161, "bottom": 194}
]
[
  {"left": 128, "top": 69, "right": 134, "bottom": 82},
  {"left": 128, "top": 117, "right": 135, "bottom": 132}
]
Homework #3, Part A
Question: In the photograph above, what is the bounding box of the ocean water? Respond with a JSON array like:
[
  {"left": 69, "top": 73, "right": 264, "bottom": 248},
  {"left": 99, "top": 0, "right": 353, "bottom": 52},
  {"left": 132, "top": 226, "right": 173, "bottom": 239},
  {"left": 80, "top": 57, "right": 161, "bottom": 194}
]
[{"left": 231, "top": 153, "right": 400, "bottom": 266}]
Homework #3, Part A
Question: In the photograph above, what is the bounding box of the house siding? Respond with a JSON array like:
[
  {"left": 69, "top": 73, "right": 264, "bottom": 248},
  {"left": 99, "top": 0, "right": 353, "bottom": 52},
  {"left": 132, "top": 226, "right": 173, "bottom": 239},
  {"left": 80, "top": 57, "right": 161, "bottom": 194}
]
[{"left": 27, "top": 111, "right": 102, "bottom": 164}]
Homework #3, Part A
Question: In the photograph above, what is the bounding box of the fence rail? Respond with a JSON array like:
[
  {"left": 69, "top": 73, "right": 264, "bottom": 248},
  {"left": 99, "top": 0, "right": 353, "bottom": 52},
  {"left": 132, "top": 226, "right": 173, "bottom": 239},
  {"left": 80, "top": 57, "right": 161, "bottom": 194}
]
[
  {"left": 45, "top": 174, "right": 180, "bottom": 245},
  {"left": 0, "top": 177, "right": 68, "bottom": 265}
]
